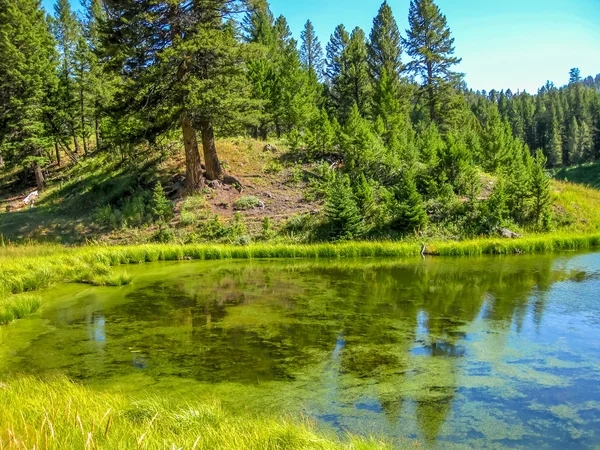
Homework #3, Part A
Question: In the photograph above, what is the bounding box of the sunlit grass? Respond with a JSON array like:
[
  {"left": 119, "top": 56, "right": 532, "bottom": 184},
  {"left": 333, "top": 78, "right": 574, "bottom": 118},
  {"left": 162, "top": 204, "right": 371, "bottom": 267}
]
[
  {"left": 0, "top": 377, "right": 390, "bottom": 449},
  {"left": 0, "top": 294, "right": 42, "bottom": 325}
]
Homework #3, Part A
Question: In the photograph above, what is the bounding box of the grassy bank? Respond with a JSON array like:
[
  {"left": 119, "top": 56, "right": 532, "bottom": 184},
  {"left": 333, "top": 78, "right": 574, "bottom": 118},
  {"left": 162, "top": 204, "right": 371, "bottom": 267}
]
[
  {"left": 0, "top": 377, "right": 389, "bottom": 449},
  {"left": 2, "top": 232, "right": 600, "bottom": 299}
]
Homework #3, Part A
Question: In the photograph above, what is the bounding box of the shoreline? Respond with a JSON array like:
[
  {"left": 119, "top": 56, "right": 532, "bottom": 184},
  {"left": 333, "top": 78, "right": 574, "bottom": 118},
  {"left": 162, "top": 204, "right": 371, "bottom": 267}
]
[{"left": 1, "top": 231, "right": 600, "bottom": 324}]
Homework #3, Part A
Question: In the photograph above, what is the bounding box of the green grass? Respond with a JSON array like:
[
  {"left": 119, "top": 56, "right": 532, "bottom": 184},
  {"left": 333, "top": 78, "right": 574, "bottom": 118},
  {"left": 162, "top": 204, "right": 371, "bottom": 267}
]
[
  {"left": 0, "top": 377, "right": 392, "bottom": 449},
  {"left": 0, "top": 294, "right": 42, "bottom": 325},
  {"left": 552, "top": 180, "right": 600, "bottom": 233},
  {"left": 554, "top": 162, "right": 600, "bottom": 189},
  {"left": 233, "top": 195, "right": 263, "bottom": 211}
]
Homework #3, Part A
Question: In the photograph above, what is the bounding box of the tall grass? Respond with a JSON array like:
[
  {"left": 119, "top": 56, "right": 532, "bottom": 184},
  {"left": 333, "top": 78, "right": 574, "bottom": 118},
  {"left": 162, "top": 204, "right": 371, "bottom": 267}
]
[
  {"left": 0, "top": 377, "right": 391, "bottom": 449},
  {"left": 0, "top": 294, "right": 42, "bottom": 325}
]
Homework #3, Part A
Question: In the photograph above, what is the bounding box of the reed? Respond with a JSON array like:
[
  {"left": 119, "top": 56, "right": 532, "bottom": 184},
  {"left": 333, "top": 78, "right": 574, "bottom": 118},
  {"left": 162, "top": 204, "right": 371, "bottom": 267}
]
[
  {"left": 0, "top": 294, "right": 42, "bottom": 325},
  {"left": 0, "top": 377, "right": 392, "bottom": 449}
]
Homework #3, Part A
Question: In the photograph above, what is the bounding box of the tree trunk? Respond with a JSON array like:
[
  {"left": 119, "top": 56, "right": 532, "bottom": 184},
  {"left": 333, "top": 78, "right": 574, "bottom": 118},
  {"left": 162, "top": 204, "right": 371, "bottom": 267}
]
[
  {"left": 426, "top": 61, "right": 436, "bottom": 123},
  {"left": 199, "top": 118, "right": 223, "bottom": 181},
  {"left": 95, "top": 116, "right": 101, "bottom": 150},
  {"left": 81, "top": 89, "right": 88, "bottom": 155},
  {"left": 55, "top": 141, "right": 61, "bottom": 167},
  {"left": 0, "top": 153, "right": 4, "bottom": 168},
  {"left": 73, "top": 132, "right": 80, "bottom": 154},
  {"left": 259, "top": 125, "right": 268, "bottom": 141},
  {"left": 181, "top": 111, "right": 204, "bottom": 190},
  {"left": 33, "top": 160, "right": 45, "bottom": 192}
]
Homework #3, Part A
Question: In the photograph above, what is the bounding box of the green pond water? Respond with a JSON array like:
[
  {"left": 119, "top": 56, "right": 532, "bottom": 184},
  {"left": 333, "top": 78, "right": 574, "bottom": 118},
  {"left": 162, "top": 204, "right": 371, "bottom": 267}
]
[{"left": 2, "top": 252, "right": 600, "bottom": 448}]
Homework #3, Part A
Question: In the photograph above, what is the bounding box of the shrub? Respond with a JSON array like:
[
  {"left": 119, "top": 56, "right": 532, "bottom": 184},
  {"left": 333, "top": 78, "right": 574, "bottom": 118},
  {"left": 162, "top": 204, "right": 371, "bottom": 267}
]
[
  {"left": 151, "top": 228, "right": 174, "bottom": 243},
  {"left": 233, "top": 196, "right": 262, "bottom": 211},
  {"left": 391, "top": 173, "right": 427, "bottom": 234},
  {"left": 93, "top": 204, "right": 114, "bottom": 228},
  {"left": 151, "top": 183, "right": 174, "bottom": 224},
  {"left": 198, "top": 215, "right": 228, "bottom": 240},
  {"left": 263, "top": 160, "right": 283, "bottom": 174},
  {"left": 229, "top": 212, "right": 246, "bottom": 239},
  {"left": 324, "top": 173, "right": 364, "bottom": 241},
  {"left": 122, "top": 192, "right": 150, "bottom": 228}
]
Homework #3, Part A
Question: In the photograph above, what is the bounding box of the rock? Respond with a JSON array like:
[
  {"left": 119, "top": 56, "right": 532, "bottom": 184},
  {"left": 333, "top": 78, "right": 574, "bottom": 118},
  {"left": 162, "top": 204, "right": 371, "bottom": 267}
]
[
  {"left": 263, "top": 144, "right": 277, "bottom": 152},
  {"left": 500, "top": 228, "right": 521, "bottom": 239},
  {"left": 23, "top": 190, "right": 38, "bottom": 205},
  {"left": 183, "top": 256, "right": 193, "bottom": 261}
]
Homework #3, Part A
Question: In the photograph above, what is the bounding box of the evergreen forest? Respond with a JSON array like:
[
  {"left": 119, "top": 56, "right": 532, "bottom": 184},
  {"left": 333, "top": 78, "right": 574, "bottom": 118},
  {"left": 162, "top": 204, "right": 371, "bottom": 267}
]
[{"left": 1, "top": 0, "right": 600, "bottom": 243}]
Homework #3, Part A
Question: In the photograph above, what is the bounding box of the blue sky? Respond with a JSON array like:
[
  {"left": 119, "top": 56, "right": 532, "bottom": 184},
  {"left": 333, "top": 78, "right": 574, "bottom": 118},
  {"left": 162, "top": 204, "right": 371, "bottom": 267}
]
[{"left": 42, "top": 0, "right": 600, "bottom": 93}]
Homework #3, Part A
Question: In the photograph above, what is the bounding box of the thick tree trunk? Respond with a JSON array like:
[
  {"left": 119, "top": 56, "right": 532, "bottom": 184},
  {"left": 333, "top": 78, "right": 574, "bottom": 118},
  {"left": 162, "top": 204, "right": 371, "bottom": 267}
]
[
  {"left": 33, "top": 160, "right": 45, "bottom": 192},
  {"left": 199, "top": 118, "right": 223, "bottom": 181},
  {"left": 0, "top": 153, "right": 4, "bottom": 168},
  {"left": 259, "top": 125, "right": 268, "bottom": 141},
  {"left": 181, "top": 111, "right": 204, "bottom": 190},
  {"left": 55, "top": 141, "right": 61, "bottom": 167}
]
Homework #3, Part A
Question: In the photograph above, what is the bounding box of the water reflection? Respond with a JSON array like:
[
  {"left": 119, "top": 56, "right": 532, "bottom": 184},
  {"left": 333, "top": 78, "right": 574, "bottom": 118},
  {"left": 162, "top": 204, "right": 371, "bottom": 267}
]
[{"left": 2, "top": 254, "right": 600, "bottom": 448}]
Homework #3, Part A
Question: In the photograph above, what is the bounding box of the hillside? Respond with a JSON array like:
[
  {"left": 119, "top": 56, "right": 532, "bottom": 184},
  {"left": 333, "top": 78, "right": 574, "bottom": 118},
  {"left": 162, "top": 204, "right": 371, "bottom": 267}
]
[
  {"left": 1, "top": 140, "right": 599, "bottom": 246},
  {"left": 0, "top": 139, "right": 323, "bottom": 244}
]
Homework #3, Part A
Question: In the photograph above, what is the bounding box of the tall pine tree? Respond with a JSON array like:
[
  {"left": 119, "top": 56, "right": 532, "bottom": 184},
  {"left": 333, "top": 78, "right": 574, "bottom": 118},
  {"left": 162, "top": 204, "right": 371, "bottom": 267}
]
[
  {"left": 403, "top": 0, "right": 462, "bottom": 126},
  {"left": 0, "top": 0, "right": 57, "bottom": 190}
]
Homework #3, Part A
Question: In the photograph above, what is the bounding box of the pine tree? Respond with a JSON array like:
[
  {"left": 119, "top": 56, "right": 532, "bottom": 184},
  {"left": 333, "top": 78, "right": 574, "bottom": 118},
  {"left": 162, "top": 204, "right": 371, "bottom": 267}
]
[
  {"left": 529, "top": 150, "right": 552, "bottom": 230},
  {"left": 569, "top": 68, "right": 582, "bottom": 85},
  {"left": 325, "top": 173, "right": 363, "bottom": 240},
  {"left": 403, "top": 0, "right": 462, "bottom": 125},
  {"left": 392, "top": 171, "right": 427, "bottom": 233},
  {"left": 578, "top": 121, "right": 594, "bottom": 162},
  {"left": 544, "top": 106, "right": 563, "bottom": 167},
  {"left": 416, "top": 124, "right": 444, "bottom": 198},
  {"left": 300, "top": 20, "right": 324, "bottom": 81},
  {"left": 325, "top": 24, "right": 350, "bottom": 118},
  {"left": 0, "top": 0, "right": 57, "bottom": 190},
  {"left": 82, "top": 0, "right": 114, "bottom": 151},
  {"left": 368, "top": 1, "right": 403, "bottom": 83},
  {"left": 565, "top": 116, "right": 580, "bottom": 165},
  {"left": 484, "top": 176, "right": 509, "bottom": 232},
  {"left": 337, "top": 27, "right": 372, "bottom": 121},
  {"left": 101, "top": 0, "right": 251, "bottom": 187},
  {"left": 151, "top": 182, "right": 174, "bottom": 224},
  {"left": 311, "top": 109, "right": 335, "bottom": 155},
  {"left": 368, "top": 6, "right": 413, "bottom": 150},
  {"left": 53, "top": 0, "right": 83, "bottom": 154}
]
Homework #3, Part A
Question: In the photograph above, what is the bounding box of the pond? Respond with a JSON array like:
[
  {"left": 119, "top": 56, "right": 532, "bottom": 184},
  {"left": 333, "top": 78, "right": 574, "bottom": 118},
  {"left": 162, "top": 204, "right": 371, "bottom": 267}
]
[{"left": 2, "top": 252, "right": 600, "bottom": 449}]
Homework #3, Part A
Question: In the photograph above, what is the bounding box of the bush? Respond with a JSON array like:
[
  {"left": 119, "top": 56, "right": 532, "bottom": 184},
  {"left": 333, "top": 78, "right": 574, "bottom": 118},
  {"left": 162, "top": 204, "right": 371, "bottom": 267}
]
[
  {"left": 229, "top": 212, "right": 246, "bottom": 239},
  {"left": 198, "top": 215, "right": 228, "bottom": 240},
  {"left": 324, "top": 173, "right": 364, "bottom": 241},
  {"left": 151, "top": 183, "right": 174, "bottom": 224},
  {"left": 151, "top": 228, "right": 174, "bottom": 243},
  {"left": 233, "top": 196, "right": 262, "bottom": 211},
  {"left": 93, "top": 204, "right": 114, "bottom": 228},
  {"left": 263, "top": 160, "right": 283, "bottom": 174},
  {"left": 122, "top": 191, "right": 150, "bottom": 227}
]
